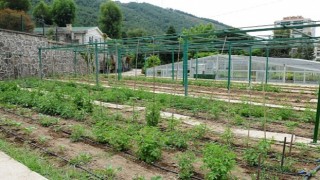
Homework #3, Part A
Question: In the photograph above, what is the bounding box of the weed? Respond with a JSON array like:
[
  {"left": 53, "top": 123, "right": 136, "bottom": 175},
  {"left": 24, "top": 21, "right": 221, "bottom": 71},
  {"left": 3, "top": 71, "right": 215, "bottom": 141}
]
[
  {"left": 70, "top": 152, "right": 92, "bottom": 166},
  {"left": 70, "top": 125, "right": 85, "bottom": 142},
  {"left": 38, "top": 136, "right": 49, "bottom": 145},
  {"left": 176, "top": 151, "right": 196, "bottom": 180},
  {"left": 133, "top": 175, "right": 146, "bottom": 180},
  {"left": 96, "top": 165, "right": 122, "bottom": 179},
  {"left": 136, "top": 126, "right": 163, "bottom": 163},
  {"left": 23, "top": 126, "right": 36, "bottom": 134},
  {"left": 233, "top": 115, "right": 245, "bottom": 125},
  {"left": 38, "top": 114, "right": 59, "bottom": 127},
  {"left": 202, "top": 143, "right": 236, "bottom": 180},
  {"left": 295, "top": 142, "right": 309, "bottom": 156}
]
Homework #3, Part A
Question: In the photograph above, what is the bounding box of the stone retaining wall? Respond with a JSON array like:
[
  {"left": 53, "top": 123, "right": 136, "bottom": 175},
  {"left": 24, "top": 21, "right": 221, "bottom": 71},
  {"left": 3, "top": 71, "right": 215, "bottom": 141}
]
[{"left": 0, "top": 29, "right": 89, "bottom": 80}]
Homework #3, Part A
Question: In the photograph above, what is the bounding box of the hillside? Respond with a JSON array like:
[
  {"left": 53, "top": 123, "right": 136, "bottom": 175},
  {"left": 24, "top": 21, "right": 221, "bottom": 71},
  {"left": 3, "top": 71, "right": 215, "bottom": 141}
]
[{"left": 31, "top": 0, "right": 231, "bottom": 35}]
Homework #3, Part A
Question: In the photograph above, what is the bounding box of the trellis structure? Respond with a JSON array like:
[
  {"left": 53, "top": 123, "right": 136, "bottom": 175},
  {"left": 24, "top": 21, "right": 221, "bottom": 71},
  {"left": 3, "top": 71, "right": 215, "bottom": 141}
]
[{"left": 38, "top": 22, "right": 320, "bottom": 142}]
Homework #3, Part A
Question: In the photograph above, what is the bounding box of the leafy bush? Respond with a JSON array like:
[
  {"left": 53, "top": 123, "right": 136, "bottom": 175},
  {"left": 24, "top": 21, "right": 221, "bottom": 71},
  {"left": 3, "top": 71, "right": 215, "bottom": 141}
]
[
  {"left": 202, "top": 143, "right": 236, "bottom": 180},
  {"left": 189, "top": 124, "right": 207, "bottom": 140},
  {"left": 145, "top": 102, "right": 161, "bottom": 127},
  {"left": 243, "top": 139, "right": 272, "bottom": 166},
  {"left": 136, "top": 127, "right": 163, "bottom": 163},
  {"left": 164, "top": 130, "right": 188, "bottom": 149},
  {"left": 177, "top": 151, "right": 195, "bottom": 180}
]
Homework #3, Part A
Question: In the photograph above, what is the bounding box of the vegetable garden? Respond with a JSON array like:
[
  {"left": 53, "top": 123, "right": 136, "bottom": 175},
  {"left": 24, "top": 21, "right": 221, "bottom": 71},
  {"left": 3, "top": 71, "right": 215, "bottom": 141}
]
[{"left": 1, "top": 23, "right": 320, "bottom": 179}]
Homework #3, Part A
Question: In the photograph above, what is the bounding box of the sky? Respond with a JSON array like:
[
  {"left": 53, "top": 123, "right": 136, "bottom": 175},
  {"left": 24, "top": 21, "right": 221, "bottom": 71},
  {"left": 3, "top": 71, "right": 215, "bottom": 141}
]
[{"left": 118, "top": 0, "right": 320, "bottom": 36}]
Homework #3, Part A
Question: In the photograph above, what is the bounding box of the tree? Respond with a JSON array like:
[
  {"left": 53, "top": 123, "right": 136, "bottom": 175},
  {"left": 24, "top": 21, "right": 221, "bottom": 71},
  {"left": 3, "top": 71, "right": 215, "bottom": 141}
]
[
  {"left": 33, "top": 0, "right": 52, "bottom": 25},
  {"left": 269, "top": 29, "right": 291, "bottom": 58},
  {"left": 99, "top": 0, "right": 123, "bottom": 38},
  {"left": 0, "top": 0, "right": 31, "bottom": 11},
  {"left": 0, "top": 8, "right": 34, "bottom": 32},
  {"left": 127, "top": 28, "right": 146, "bottom": 38},
  {"left": 51, "top": 0, "right": 76, "bottom": 27},
  {"left": 166, "top": 25, "right": 176, "bottom": 35}
]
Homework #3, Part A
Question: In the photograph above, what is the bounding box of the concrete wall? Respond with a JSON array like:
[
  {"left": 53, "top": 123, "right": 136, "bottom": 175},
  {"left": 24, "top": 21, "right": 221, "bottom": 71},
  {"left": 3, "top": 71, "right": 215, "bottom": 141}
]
[{"left": 0, "top": 29, "right": 88, "bottom": 80}]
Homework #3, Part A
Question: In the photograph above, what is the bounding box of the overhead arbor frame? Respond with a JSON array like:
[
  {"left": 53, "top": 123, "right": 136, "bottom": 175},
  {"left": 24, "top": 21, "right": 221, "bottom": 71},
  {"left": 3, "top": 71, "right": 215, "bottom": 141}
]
[{"left": 39, "top": 22, "right": 320, "bottom": 142}]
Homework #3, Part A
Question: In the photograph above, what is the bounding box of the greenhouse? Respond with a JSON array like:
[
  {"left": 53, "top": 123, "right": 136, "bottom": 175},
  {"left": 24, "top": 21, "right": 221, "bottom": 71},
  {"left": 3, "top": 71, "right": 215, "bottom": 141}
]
[{"left": 146, "top": 55, "right": 320, "bottom": 84}]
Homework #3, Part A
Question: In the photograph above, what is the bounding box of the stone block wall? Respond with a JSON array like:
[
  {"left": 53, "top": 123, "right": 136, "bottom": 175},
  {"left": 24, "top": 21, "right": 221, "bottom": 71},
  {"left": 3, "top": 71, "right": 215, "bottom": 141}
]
[{"left": 0, "top": 29, "right": 89, "bottom": 80}]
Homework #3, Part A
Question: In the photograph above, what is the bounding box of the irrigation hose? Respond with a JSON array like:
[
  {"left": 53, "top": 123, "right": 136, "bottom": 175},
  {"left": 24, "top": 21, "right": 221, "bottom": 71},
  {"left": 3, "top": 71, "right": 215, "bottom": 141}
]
[
  {"left": 0, "top": 125, "right": 103, "bottom": 180},
  {"left": 0, "top": 106, "right": 315, "bottom": 179},
  {"left": 0, "top": 107, "right": 203, "bottom": 180}
]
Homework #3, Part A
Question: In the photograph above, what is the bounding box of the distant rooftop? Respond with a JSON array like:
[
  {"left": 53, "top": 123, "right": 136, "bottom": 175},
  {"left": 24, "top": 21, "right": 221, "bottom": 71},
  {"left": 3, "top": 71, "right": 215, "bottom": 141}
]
[{"left": 34, "top": 27, "right": 97, "bottom": 33}]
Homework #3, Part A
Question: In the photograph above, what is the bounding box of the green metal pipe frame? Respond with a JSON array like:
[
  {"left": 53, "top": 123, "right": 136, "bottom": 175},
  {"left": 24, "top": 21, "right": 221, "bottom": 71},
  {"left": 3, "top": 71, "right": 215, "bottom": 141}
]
[
  {"left": 196, "top": 51, "right": 199, "bottom": 80},
  {"left": 265, "top": 48, "right": 269, "bottom": 84},
  {"left": 248, "top": 47, "right": 252, "bottom": 86},
  {"left": 171, "top": 50, "right": 174, "bottom": 80},
  {"left": 227, "top": 43, "right": 232, "bottom": 90},
  {"left": 183, "top": 37, "right": 189, "bottom": 96},
  {"left": 117, "top": 48, "right": 122, "bottom": 81},
  {"left": 313, "top": 84, "right": 320, "bottom": 143},
  {"left": 94, "top": 41, "right": 99, "bottom": 86}
]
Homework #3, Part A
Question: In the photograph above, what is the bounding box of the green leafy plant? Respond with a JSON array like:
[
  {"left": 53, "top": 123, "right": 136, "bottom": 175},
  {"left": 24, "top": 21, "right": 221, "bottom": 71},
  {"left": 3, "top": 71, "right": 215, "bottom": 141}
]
[
  {"left": 189, "top": 124, "right": 207, "bottom": 140},
  {"left": 202, "top": 143, "right": 236, "bottom": 180},
  {"left": 177, "top": 151, "right": 196, "bottom": 180},
  {"left": 220, "top": 127, "right": 234, "bottom": 146},
  {"left": 243, "top": 139, "right": 272, "bottom": 166},
  {"left": 23, "top": 126, "right": 37, "bottom": 134},
  {"left": 70, "top": 125, "right": 85, "bottom": 142},
  {"left": 38, "top": 114, "right": 59, "bottom": 127},
  {"left": 145, "top": 102, "right": 161, "bottom": 127},
  {"left": 96, "top": 165, "right": 122, "bottom": 179},
  {"left": 70, "top": 152, "right": 92, "bottom": 166},
  {"left": 164, "top": 130, "right": 188, "bottom": 149},
  {"left": 136, "top": 127, "right": 163, "bottom": 163}
]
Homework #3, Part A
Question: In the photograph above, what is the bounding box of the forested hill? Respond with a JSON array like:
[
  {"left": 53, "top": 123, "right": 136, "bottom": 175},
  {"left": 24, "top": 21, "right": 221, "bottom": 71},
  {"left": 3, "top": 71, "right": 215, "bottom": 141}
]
[{"left": 31, "top": 0, "right": 231, "bottom": 35}]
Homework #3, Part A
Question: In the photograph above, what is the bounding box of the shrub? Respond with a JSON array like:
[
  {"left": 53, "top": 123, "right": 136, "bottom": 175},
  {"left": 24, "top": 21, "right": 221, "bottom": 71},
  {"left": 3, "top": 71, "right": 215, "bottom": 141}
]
[
  {"left": 145, "top": 103, "right": 161, "bottom": 127},
  {"left": 177, "top": 151, "right": 196, "bottom": 180},
  {"left": 243, "top": 139, "right": 271, "bottom": 166},
  {"left": 164, "top": 130, "right": 188, "bottom": 149},
  {"left": 202, "top": 143, "right": 236, "bottom": 180},
  {"left": 136, "top": 127, "right": 162, "bottom": 163},
  {"left": 189, "top": 124, "right": 207, "bottom": 140}
]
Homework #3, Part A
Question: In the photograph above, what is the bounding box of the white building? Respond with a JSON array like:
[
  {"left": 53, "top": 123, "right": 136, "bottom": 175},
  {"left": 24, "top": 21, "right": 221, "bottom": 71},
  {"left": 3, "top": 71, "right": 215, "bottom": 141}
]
[
  {"left": 34, "top": 24, "right": 105, "bottom": 44},
  {"left": 274, "top": 16, "right": 316, "bottom": 37}
]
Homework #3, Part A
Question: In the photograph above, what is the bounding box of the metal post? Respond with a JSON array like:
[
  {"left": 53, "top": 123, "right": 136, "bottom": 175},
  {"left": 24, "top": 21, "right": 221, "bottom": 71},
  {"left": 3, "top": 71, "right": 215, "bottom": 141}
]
[
  {"left": 183, "top": 37, "right": 189, "bottom": 96},
  {"left": 283, "top": 64, "right": 286, "bottom": 83},
  {"left": 196, "top": 51, "right": 199, "bottom": 80},
  {"left": 313, "top": 83, "right": 320, "bottom": 143},
  {"left": 227, "top": 43, "right": 232, "bottom": 90},
  {"left": 38, "top": 48, "right": 42, "bottom": 79},
  {"left": 172, "top": 50, "right": 174, "bottom": 80},
  {"left": 265, "top": 48, "right": 269, "bottom": 84},
  {"left": 248, "top": 47, "right": 252, "bottom": 86},
  {"left": 144, "top": 54, "right": 147, "bottom": 77},
  {"left": 94, "top": 40, "right": 99, "bottom": 86},
  {"left": 117, "top": 48, "right": 122, "bottom": 80}
]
